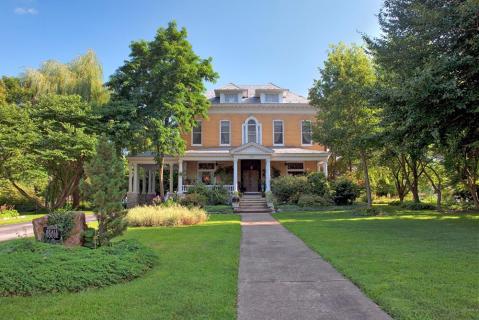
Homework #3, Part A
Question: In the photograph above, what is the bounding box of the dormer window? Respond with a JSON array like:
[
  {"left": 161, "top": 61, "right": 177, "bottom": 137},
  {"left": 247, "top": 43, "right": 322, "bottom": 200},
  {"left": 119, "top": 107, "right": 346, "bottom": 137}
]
[
  {"left": 264, "top": 93, "right": 279, "bottom": 103},
  {"left": 224, "top": 93, "right": 239, "bottom": 103}
]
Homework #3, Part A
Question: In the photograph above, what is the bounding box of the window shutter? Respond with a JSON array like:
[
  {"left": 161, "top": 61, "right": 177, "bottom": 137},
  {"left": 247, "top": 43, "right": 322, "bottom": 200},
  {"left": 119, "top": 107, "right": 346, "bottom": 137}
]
[{"left": 258, "top": 123, "right": 262, "bottom": 144}]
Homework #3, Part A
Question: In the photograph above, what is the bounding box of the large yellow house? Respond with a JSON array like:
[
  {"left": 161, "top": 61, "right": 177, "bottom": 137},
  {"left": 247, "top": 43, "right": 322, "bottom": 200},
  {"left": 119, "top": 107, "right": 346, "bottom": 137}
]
[{"left": 126, "top": 83, "right": 330, "bottom": 207}]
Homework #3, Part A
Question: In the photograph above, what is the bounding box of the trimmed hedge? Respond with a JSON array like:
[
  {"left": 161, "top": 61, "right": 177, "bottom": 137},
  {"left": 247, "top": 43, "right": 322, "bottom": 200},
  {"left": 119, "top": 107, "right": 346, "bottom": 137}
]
[{"left": 0, "top": 239, "right": 156, "bottom": 296}]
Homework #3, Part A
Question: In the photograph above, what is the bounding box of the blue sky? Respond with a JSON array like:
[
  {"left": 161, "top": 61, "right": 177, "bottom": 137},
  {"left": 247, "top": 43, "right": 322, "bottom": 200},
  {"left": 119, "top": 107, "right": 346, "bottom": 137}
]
[{"left": 0, "top": 0, "right": 382, "bottom": 96}]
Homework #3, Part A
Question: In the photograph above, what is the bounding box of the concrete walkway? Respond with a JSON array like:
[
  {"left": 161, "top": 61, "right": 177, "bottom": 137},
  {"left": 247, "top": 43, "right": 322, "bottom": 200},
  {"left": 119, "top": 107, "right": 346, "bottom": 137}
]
[
  {"left": 237, "top": 212, "right": 391, "bottom": 320},
  {"left": 0, "top": 215, "right": 97, "bottom": 242}
]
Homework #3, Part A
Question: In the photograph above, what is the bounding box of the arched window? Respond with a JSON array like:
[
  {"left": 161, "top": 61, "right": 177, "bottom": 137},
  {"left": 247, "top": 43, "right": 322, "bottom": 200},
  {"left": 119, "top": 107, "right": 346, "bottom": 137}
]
[
  {"left": 247, "top": 119, "right": 257, "bottom": 143},
  {"left": 242, "top": 117, "right": 262, "bottom": 144}
]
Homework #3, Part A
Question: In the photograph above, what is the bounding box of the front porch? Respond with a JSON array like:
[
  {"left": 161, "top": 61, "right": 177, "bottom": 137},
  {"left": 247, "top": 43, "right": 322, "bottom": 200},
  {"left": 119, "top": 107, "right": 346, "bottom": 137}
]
[{"left": 126, "top": 143, "right": 330, "bottom": 207}]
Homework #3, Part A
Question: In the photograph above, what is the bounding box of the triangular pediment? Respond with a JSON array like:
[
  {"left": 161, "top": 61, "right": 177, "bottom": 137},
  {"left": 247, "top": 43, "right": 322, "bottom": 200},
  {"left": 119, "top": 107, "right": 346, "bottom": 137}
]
[{"left": 230, "top": 142, "right": 273, "bottom": 155}]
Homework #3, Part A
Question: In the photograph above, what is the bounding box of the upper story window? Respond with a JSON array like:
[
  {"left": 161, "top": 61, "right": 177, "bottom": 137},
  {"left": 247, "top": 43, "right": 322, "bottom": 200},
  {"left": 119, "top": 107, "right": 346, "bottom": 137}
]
[
  {"left": 192, "top": 121, "right": 202, "bottom": 146},
  {"left": 273, "top": 120, "right": 284, "bottom": 145},
  {"left": 242, "top": 117, "right": 262, "bottom": 144},
  {"left": 301, "top": 120, "right": 312, "bottom": 145},
  {"left": 224, "top": 93, "right": 239, "bottom": 103},
  {"left": 264, "top": 93, "right": 280, "bottom": 103},
  {"left": 220, "top": 120, "right": 231, "bottom": 146}
]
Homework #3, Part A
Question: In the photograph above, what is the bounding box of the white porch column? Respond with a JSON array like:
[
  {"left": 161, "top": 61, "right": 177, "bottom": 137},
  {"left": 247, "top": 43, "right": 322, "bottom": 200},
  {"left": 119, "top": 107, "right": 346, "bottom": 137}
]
[
  {"left": 133, "top": 163, "right": 139, "bottom": 193},
  {"left": 169, "top": 164, "right": 174, "bottom": 193},
  {"left": 142, "top": 170, "right": 146, "bottom": 194},
  {"left": 233, "top": 157, "right": 239, "bottom": 192},
  {"left": 265, "top": 158, "right": 271, "bottom": 192},
  {"left": 322, "top": 160, "right": 328, "bottom": 178},
  {"left": 128, "top": 165, "right": 133, "bottom": 192},
  {"left": 178, "top": 159, "right": 183, "bottom": 194}
]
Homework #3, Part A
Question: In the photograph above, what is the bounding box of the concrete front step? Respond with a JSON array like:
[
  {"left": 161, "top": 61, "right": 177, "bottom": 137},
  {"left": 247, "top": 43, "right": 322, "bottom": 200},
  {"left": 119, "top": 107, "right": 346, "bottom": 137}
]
[{"left": 236, "top": 208, "right": 273, "bottom": 213}]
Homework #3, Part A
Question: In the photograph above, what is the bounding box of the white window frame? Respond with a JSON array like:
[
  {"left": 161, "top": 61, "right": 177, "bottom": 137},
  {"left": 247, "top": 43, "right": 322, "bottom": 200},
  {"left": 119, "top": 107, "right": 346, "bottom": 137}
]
[
  {"left": 191, "top": 120, "right": 202, "bottom": 146},
  {"left": 286, "top": 162, "right": 305, "bottom": 175},
  {"left": 224, "top": 93, "right": 239, "bottom": 103},
  {"left": 265, "top": 93, "right": 279, "bottom": 103},
  {"left": 219, "top": 120, "right": 231, "bottom": 146},
  {"left": 242, "top": 116, "right": 262, "bottom": 144},
  {"left": 197, "top": 162, "right": 216, "bottom": 184},
  {"left": 272, "top": 120, "right": 284, "bottom": 146},
  {"left": 301, "top": 120, "right": 313, "bottom": 146}
]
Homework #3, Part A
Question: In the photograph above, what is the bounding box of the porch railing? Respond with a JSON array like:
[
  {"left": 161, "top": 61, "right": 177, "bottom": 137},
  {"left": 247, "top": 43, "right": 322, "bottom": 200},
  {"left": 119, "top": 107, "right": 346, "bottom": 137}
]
[{"left": 181, "top": 184, "right": 235, "bottom": 193}]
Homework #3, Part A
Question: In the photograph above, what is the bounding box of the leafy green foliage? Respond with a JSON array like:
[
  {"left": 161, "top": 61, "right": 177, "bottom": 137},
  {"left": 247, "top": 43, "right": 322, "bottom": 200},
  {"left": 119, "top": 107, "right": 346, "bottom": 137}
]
[
  {"left": 306, "top": 172, "right": 329, "bottom": 197},
  {"left": 46, "top": 210, "right": 76, "bottom": 240},
  {"left": 309, "top": 43, "right": 379, "bottom": 208},
  {"left": 107, "top": 21, "right": 218, "bottom": 196},
  {"left": 389, "top": 201, "right": 436, "bottom": 211},
  {"left": 84, "top": 136, "right": 127, "bottom": 246},
  {"left": 206, "top": 187, "right": 229, "bottom": 205},
  {"left": 271, "top": 175, "right": 308, "bottom": 204},
  {"left": 332, "top": 179, "right": 360, "bottom": 205},
  {"left": 0, "top": 209, "right": 19, "bottom": 218},
  {"left": 181, "top": 193, "right": 207, "bottom": 208},
  {"left": 297, "top": 194, "right": 333, "bottom": 208},
  {"left": 0, "top": 238, "right": 156, "bottom": 296}
]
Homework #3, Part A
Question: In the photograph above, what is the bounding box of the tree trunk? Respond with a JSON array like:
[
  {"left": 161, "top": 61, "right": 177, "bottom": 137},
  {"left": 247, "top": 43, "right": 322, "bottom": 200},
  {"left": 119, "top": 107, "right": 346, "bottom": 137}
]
[
  {"left": 72, "top": 184, "right": 81, "bottom": 209},
  {"left": 466, "top": 181, "right": 479, "bottom": 209},
  {"left": 157, "top": 157, "right": 165, "bottom": 198},
  {"left": 402, "top": 155, "right": 421, "bottom": 203},
  {"left": 360, "top": 150, "right": 372, "bottom": 209}
]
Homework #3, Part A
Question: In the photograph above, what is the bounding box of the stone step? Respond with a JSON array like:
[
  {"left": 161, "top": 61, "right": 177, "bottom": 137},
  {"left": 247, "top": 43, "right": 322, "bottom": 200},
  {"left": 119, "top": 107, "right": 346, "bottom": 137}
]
[{"left": 236, "top": 208, "right": 274, "bottom": 213}]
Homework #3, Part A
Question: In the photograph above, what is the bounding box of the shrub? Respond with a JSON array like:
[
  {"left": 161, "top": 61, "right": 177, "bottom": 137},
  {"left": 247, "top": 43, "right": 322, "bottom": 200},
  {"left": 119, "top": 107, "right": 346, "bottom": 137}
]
[
  {"left": 207, "top": 187, "right": 229, "bottom": 205},
  {"left": 271, "top": 175, "right": 307, "bottom": 204},
  {"left": 307, "top": 172, "right": 329, "bottom": 196},
  {"left": 297, "top": 193, "right": 334, "bottom": 207},
  {"left": 399, "top": 202, "right": 436, "bottom": 210},
  {"left": 127, "top": 204, "right": 208, "bottom": 227},
  {"left": 0, "top": 238, "right": 156, "bottom": 296},
  {"left": 188, "top": 182, "right": 210, "bottom": 197},
  {"left": 332, "top": 179, "right": 360, "bottom": 205},
  {"left": 46, "top": 210, "right": 76, "bottom": 240},
  {"left": 181, "top": 193, "right": 207, "bottom": 208},
  {"left": 354, "top": 207, "right": 381, "bottom": 216},
  {"left": 388, "top": 200, "right": 402, "bottom": 206},
  {"left": 0, "top": 209, "right": 20, "bottom": 218}
]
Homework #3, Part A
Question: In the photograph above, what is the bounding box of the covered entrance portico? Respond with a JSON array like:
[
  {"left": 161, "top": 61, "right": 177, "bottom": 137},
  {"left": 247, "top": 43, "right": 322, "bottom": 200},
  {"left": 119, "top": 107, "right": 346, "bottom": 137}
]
[{"left": 126, "top": 143, "right": 329, "bottom": 207}]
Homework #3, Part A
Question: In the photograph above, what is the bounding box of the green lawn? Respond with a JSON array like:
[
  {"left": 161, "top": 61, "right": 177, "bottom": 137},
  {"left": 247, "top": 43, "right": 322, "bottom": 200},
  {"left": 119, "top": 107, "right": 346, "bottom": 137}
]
[
  {"left": 0, "top": 214, "right": 241, "bottom": 320},
  {"left": 0, "top": 211, "right": 94, "bottom": 226},
  {"left": 276, "top": 207, "right": 479, "bottom": 320}
]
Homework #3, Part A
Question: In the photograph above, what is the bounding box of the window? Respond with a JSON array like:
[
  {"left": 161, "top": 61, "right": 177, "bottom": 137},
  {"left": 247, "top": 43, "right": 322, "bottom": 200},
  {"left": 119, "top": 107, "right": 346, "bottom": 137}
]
[
  {"left": 198, "top": 162, "right": 215, "bottom": 185},
  {"left": 265, "top": 93, "right": 279, "bottom": 103},
  {"left": 301, "top": 120, "right": 312, "bottom": 145},
  {"left": 273, "top": 120, "right": 284, "bottom": 145},
  {"left": 220, "top": 120, "right": 230, "bottom": 145},
  {"left": 247, "top": 119, "right": 257, "bottom": 143},
  {"left": 224, "top": 93, "right": 239, "bottom": 103},
  {"left": 192, "top": 121, "right": 202, "bottom": 145},
  {"left": 286, "top": 162, "right": 304, "bottom": 176}
]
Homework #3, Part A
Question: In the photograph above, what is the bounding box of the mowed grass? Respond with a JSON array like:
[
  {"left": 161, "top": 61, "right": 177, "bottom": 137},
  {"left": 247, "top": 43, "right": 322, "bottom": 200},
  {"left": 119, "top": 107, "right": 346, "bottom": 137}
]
[
  {"left": 0, "top": 214, "right": 241, "bottom": 320},
  {"left": 276, "top": 207, "right": 479, "bottom": 320}
]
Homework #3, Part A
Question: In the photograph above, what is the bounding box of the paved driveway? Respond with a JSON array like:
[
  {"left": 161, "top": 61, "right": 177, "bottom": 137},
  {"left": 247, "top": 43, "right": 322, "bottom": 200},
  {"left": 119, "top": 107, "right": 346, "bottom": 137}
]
[
  {"left": 237, "top": 212, "right": 391, "bottom": 320},
  {"left": 0, "top": 215, "right": 97, "bottom": 242}
]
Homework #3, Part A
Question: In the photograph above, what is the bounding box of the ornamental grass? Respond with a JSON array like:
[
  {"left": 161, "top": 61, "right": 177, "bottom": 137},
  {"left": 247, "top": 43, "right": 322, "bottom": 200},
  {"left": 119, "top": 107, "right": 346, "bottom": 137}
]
[{"left": 127, "top": 204, "right": 208, "bottom": 227}]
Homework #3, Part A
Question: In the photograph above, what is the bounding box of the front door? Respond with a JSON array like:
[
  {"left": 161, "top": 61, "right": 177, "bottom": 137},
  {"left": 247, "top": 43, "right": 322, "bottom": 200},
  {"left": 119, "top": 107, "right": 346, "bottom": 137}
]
[{"left": 241, "top": 160, "right": 261, "bottom": 192}]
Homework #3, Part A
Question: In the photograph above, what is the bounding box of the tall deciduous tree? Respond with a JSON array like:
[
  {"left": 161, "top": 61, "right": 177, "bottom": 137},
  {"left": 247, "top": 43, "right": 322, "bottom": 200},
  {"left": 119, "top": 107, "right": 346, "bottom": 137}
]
[
  {"left": 365, "top": 0, "right": 479, "bottom": 208},
  {"left": 84, "top": 136, "right": 127, "bottom": 246},
  {"left": 309, "top": 43, "right": 379, "bottom": 208},
  {"left": 107, "top": 21, "right": 218, "bottom": 197}
]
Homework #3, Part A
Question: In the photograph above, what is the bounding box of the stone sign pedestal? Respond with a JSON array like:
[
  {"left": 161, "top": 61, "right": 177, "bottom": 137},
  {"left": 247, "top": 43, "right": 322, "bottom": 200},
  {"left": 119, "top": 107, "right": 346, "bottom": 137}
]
[{"left": 32, "top": 211, "right": 87, "bottom": 247}]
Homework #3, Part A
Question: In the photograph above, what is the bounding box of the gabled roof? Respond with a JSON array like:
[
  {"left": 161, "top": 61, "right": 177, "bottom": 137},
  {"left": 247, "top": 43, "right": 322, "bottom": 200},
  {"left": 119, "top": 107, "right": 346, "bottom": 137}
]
[{"left": 230, "top": 142, "right": 273, "bottom": 155}]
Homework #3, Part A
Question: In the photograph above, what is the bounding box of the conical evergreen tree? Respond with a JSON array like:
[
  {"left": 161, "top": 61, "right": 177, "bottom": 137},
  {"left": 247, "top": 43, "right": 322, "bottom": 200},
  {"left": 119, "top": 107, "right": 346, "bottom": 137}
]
[{"left": 84, "top": 136, "right": 127, "bottom": 246}]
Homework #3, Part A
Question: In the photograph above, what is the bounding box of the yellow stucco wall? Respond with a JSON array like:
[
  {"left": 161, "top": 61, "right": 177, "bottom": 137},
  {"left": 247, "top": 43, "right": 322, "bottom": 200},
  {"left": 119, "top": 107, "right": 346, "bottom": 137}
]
[{"left": 184, "top": 113, "right": 325, "bottom": 151}]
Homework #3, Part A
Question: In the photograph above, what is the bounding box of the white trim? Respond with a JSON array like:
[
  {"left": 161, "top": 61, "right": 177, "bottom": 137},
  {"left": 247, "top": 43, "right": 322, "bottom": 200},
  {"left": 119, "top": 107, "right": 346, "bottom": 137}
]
[
  {"left": 272, "top": 119, "right": 284, "bottom": 146},
  {"left": 301, "top": 120, "right": 313, "bottom": 146},
  {"left": 243, "top": 116, "right": 262, "bottom": 145},
  {"left": 219, "top": 120, "right": 231, "bottom": 146},
  {"left": 209, "top": 104, "right": 315, "bottom": 114},
  {"left": 191, "top": 120, "right": 203, "bottom": 146}
]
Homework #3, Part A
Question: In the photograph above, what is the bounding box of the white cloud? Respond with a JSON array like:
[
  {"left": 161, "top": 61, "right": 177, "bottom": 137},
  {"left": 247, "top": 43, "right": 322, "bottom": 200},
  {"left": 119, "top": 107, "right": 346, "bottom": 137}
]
[{"left": 14, "top": 7, "right": 38, "bottom": 15}]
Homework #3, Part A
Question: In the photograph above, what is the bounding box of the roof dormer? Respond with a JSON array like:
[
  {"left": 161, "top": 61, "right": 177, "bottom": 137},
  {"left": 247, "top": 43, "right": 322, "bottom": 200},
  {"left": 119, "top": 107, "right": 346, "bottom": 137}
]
[
  {"left": 255, "top": 84, "right": 285, "bottom": 103},
  {"left": 214, "top": 83, "right": 246, "bottom": 104}
]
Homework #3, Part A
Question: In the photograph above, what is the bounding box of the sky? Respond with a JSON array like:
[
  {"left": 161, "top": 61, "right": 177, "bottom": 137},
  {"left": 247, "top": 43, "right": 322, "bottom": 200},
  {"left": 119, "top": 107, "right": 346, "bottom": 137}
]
[{"left": 0, "top": 0, "right": 383, "bottom": 97}]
